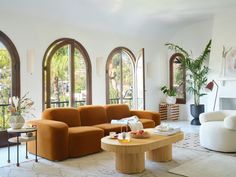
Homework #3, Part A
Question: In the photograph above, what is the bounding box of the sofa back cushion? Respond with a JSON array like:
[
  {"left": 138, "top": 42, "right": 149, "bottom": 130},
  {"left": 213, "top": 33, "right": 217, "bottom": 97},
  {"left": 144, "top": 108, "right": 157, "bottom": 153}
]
[
  {"left": 42, "top": 108, "right": 81, "bottom": 127},
  {"left": 78, "top": 105, "right": 108, "bottom": 126},
  {"left": 105, "top": 104, "right": 131, "bottom": 122}
]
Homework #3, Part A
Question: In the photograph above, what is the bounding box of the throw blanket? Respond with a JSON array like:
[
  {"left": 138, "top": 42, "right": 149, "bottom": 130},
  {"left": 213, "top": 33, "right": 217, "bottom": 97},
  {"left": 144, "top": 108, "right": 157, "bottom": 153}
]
[
  {"left": 111, "top": 116, "right": 143, "bottom": 131},
  {"left": 128, "top": 121, "right": 143, "bottom": 131}
]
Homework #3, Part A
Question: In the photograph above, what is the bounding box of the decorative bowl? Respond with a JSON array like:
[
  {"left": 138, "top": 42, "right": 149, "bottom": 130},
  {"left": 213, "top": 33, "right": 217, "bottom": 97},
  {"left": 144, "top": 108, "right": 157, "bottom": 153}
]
[{"left": 130, "top": 130, "right": 150, "bottom": 139}]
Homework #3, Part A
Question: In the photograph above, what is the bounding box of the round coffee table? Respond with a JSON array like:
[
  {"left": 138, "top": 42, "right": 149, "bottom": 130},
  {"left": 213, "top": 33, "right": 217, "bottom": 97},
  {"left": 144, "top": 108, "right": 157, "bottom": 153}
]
[{"left": 101, "top": 129, "right": 184, "bottom": 174}]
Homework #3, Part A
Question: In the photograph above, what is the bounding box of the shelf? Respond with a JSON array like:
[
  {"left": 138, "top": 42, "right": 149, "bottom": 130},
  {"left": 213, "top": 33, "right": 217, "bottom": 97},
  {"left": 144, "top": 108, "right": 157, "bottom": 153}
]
[
  {"left": 8, "top": 136, "right": 36, "bottom": 143},
  {"left": 159, "top": 103, "right": 179, "bottom": 120}
]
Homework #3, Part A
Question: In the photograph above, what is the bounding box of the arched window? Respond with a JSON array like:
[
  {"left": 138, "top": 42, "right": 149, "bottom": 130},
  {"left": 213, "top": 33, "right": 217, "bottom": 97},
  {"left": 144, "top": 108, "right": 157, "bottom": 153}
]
[
  {"left": 43, "top": 38, "right": 92, "bottom": 109},
  {"left": 0, "top": 31, "right": 20, "bottom": 129},
  {"left": 106, "top": 47, "right": 135, "bottom": 108},
  {"left": 169, "top": 53, "right": 186, "bottom": 104}
]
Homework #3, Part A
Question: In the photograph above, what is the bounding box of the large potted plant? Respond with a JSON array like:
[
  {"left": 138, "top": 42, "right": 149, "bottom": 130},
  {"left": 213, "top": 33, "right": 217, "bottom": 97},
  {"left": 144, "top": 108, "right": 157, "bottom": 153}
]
[{"left": 166, "top": 40, "right": 211, "bottom": 125}]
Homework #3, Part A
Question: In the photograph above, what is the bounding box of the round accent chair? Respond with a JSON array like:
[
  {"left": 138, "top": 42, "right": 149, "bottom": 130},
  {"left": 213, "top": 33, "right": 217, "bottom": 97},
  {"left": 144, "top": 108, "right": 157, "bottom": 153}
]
[{"left": 199, "top": 110, "right": 236, "bottom": 152}]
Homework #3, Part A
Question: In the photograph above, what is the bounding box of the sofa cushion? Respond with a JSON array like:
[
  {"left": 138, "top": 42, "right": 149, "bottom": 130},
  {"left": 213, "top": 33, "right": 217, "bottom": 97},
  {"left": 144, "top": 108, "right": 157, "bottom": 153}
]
[
  {"left": 105, "top": 104, "right": 131, "bottom": 122},
  {"left": 78, "top": 105, "right": 108, "bottom": 126},
  {"left": 139, "top": 119, "right": 155, "bottom": 128},
  {"left": 42, "top": 108, "right": 81, "bottom": 127},
  {"left": 68, "top": 126, "right": 104, "bottom": 157},
  {"left": 93, "top": 123, "right": 127, "bottom": 136}
]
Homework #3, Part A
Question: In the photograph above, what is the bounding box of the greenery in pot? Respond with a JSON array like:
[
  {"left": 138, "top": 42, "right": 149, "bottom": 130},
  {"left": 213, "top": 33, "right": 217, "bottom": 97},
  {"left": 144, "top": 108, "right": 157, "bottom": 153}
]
[
  {"left": 165, "top": 40, "right": 211, "bottom": 105},
  {"left": 161, "top": 86, "right": 177, "bottom": 97}
]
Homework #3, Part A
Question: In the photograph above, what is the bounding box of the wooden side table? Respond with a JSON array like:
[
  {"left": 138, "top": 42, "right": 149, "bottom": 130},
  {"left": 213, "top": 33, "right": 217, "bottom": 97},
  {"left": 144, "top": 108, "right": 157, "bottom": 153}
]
[
  {"left": 159, "top": 103, "right": 179, "bottom": 120},
  {"left": 7, "top": 127, "right": 38, "bottom": 167}
]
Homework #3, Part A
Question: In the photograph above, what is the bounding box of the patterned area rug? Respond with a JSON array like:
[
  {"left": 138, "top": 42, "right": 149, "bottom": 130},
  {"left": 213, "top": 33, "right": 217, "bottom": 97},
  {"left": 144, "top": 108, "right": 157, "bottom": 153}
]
[
  {"left": 1, "top": 132, "right": 233, "bottom": 177},
  {"left": 0, "top": 151, "right": 187, "bottom": 177},
  {"left": 173, "top": 133, "right": 210, "bottom": 152},
  {"left": 174, "top": 133, "right": 236, "bottom": 156}
]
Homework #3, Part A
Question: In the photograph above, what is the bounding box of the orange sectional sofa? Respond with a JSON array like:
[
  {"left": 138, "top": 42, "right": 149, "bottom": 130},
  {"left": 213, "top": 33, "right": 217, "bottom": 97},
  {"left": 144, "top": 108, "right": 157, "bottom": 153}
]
[{"left": 28, "top": 104, "right": 160, "bottom": 161}]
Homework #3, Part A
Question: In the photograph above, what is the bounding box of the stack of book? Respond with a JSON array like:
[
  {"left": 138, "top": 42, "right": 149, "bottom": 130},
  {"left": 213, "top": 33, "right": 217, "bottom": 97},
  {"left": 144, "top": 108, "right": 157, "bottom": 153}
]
[{"left": 154, "top": 126, "right": 181, "bottom": 136}]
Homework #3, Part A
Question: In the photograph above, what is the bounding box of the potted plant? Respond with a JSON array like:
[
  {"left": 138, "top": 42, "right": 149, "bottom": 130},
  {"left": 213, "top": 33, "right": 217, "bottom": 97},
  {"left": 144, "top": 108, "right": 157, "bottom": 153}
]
[
  {"left": 8, "top": 93, "right": 34, "bottom": 129},
  {"left": 165, "top": 40, "right": 211, "bottom": 125},
  {"left": 0, "top": 93, "right": 34, "bottom": 147},
  {"left": 161, "top": 85, "right": 177, "bottom": 104}
]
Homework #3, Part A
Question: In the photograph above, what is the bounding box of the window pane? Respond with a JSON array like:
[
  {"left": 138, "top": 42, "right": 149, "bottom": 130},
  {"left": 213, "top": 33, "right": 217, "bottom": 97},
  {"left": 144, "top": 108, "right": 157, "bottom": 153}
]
[
  {"left": 136, "top": 53, "right": 144, "bottom": 110},
  {"left": 108, "top": 53, "right": 121, "bottom": 104},
  {"left": 122, "top": 52, "right": 134, "bottom": 108},
  {"left": 0, "top": 42, "right": 11, "bottom": 128},
  {"left": 50, "top": 45, "right": 70, "bottom": 108},
  {"left": 173, "top": 58, "right": 184, "bottom": 98},
  {"left": 74, "top": 48, "right": 86, "bottom": 107}
]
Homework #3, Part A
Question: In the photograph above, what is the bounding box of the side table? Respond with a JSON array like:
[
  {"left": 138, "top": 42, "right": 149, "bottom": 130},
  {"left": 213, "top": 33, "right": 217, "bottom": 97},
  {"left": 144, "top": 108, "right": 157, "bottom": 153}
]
[{"left": 7, "top": 127, "right": 38, "bottom": 167}]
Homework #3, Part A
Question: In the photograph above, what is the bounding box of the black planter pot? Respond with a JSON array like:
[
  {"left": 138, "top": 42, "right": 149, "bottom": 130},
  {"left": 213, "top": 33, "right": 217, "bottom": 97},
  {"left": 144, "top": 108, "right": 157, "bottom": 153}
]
[{"left": 190, "top": 104, "right": 205, "bottom": 125}]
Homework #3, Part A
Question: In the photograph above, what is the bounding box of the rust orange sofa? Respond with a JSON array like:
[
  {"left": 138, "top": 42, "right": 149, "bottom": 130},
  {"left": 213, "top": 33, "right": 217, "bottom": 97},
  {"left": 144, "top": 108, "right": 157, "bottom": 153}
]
[
  {"left": 28, "top": 104, "right": 160, "bottom": 161},
  {"left": 105, "top": 104, "right": 160, "bottom": 128},
  {"left": 78, "top": 104, "right": 160, "bottom": 135},
  {"left": 28, "top": 108, "right": 104, "bottom": 161}
]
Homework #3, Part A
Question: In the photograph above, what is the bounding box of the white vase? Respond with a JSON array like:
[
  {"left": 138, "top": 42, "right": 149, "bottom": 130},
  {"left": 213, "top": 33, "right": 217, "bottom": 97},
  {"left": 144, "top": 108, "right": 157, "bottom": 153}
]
[
  {"left": 166, "top": 96, "right": 176, "bottom": 104},
  {"left": 9, "top": 114, "right": 25, "bottom": 129}
]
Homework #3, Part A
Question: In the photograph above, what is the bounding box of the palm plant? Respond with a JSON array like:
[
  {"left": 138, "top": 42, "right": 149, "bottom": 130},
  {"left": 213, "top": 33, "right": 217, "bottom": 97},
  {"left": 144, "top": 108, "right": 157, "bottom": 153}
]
[{"left": 165, "top": 40, "right": 212, "bottom": 105}]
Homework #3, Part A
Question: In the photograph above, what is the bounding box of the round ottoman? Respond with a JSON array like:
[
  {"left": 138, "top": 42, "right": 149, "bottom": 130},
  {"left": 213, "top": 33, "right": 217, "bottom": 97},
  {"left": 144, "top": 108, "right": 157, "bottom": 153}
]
[{"left": 200, "top": 111, "right": 236, "bottom": 152}]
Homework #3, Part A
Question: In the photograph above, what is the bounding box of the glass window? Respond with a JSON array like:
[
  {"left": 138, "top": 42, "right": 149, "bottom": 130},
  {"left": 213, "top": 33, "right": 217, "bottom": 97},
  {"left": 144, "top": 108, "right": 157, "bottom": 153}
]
[
  {"left": 0, "top": 31, "right": 20, "bottom": 129},
  {"left": 106, "top": 47, "right": 135, "bottom": 108},
  {"left": 169, "top": 53, "right": 186, "bottom": 104},
  {"left": 43, "top": 38, "right": 91, "bottom": 109},
  {"left": 136, "top": 48, "right": 145, "bottom": 110}
]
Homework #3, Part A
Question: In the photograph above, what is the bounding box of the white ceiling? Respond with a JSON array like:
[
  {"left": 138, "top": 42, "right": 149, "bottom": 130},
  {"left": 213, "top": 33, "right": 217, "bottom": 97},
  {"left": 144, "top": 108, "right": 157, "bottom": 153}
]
[{"left": 1, "top": 0, "right": 236, "bottom": 40}]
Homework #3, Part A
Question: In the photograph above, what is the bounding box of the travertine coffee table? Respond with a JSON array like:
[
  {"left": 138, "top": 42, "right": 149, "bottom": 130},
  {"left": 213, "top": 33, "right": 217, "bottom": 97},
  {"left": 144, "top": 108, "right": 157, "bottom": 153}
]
[{"left": 101, "top": 129, "right": 184, "bottom": 174}]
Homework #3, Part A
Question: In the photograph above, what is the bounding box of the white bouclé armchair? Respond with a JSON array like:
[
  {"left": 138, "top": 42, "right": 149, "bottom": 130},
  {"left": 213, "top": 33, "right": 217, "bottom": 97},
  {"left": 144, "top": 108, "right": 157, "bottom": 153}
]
[{"left": 200, "top": 110, "right": 236, "bottom": 152}]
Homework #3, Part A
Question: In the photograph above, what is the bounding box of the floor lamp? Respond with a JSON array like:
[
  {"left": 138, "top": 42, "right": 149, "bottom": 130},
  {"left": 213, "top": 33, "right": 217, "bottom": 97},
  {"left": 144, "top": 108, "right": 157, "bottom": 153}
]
[{"left": 205, "top": 80, "right": 219, "bottom": 111}]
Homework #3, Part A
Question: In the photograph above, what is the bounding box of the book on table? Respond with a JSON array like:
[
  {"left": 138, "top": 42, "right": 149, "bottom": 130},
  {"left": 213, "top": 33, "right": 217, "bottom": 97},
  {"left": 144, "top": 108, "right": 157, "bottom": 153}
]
[{"left": 153, "top": 127, "right": 181, "bottom": 136}]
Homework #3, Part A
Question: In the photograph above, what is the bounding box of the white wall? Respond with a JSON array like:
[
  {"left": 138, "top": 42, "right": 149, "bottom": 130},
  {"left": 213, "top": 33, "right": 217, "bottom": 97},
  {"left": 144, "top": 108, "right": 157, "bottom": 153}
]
[
  {"left": 0, "top": 13, "right": 170, "bottom": 118},
  {"left": 208, "top": 10, "right": 236, "bottom": 111},
  {"left": 1, "top": 11, "right": 219, "bottom": 121},
  {"left": 168, "top": 20, "right": 213, "bottom": 120}
]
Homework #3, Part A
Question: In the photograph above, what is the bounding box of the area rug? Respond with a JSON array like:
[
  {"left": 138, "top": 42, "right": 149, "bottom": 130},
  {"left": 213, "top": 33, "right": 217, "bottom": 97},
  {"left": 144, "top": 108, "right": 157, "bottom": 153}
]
[
  {"left": 1, "top": 133, "right": 234, "bottom": 177},
  {"left": 169, "top": 153, "right": 236, "bottom": 177},
  {"left": 173, "top": 133, "right": 210, "bottom": 152},
  {"left": 0, "top": 151, "right": 178, "bottom": 177}
]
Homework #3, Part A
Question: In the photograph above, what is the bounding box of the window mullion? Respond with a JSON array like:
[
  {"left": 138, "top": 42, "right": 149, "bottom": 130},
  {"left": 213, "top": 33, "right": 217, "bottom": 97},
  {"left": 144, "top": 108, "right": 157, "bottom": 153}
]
[
  {"left": 120, "top": 51, "right": 123, "bottom": 104},
  {"left": 69, "top": 44, "right": 75, "bottom": 107}
]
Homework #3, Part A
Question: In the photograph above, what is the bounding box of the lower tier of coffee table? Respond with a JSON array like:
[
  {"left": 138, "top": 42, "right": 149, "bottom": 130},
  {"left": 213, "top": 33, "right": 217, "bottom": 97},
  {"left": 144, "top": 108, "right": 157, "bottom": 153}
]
[
  {"left": 116, "top": 152, "right": 145, "bottom": 174},
  {"left": 146, "top": 144, "right": 172, "bottom": 162}
]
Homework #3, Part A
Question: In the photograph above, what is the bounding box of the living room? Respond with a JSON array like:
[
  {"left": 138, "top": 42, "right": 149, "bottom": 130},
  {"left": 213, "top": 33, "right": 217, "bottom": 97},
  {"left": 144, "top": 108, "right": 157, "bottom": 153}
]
[{"left": 1, "top": 0, "right": 236, "bottom": 176}]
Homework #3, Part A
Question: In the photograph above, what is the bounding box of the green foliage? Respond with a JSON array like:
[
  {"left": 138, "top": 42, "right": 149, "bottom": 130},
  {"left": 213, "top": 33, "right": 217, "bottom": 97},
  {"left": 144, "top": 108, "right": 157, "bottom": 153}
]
[
  {"left": 0, "top": 47, "right": 11, "bottom": 129},
  {"left": 161, "top": 86, "right": 177, "bottom": 97},
  {"left": 108, "top": 52, "right": 134, "bottom": 107},
  {"left": 165, "top": 40, "right": 212, "bottom": 105},
  {"left": 50, "top": 46, "right": 87, "bottom": 104}
]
